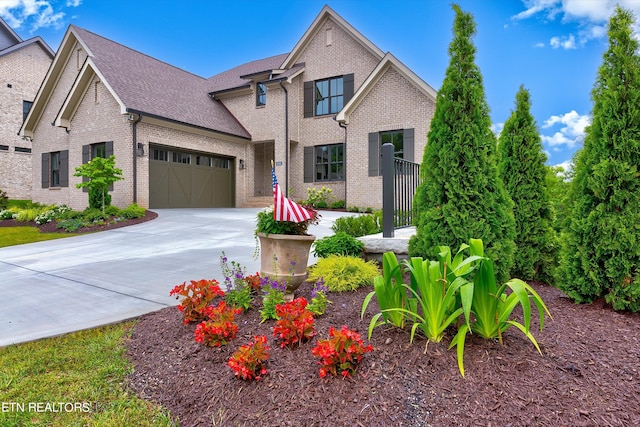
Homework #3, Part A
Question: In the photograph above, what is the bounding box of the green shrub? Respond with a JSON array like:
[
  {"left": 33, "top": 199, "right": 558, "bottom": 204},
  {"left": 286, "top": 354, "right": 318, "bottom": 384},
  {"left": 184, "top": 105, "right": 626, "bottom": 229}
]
[
  {"left": 331, "top": 200, "right": 345, "bottom": 209},
  {"left": 0, "top": 189, "right": 8, "bottom": 210},
  {"left": 89, "top": 187, "right": 111, "bottom": 210},
  {"left": 558, "top": 7, "right": 640, "bottom": 311},
  {"left": 331, "top": 212, "right": 382, "bottom": 237},
  {"left": 82, "top": 208, "right": 109, "bottom": 223},
  {"left": 104, "top": 205, "right": 121, "bottom": 217},
  {"left": 410, "top": 5, "right": 515, "bottom": 283},
  {"left": 304, "top": 186, "right": 333, "bottom": 208},
  {"left": 348, "top": 206, "right": 360, "bottom": 213},
  {"left": 498, "top": 86, "right": 557, "bottom": 283},
  {"left": 14, "top": 206, "right": 51, "bottom": 222},
  {"left": 0, "top": 210, "right": 13, "bottom": 220},
  {"left": 307, "top": 255, "right": 379, "bottom": 292},
  {"left": 313, "top": 232, "right": 364, "bottom": 258},
  {"left": 57, "top": 218, "right": 85, "bottom": 232},
  {"left": 121, "top": 203, "right": 145, "bottom": 219},
  {"left": 34, "top": 205, "right": 72, "bottom": 225}
]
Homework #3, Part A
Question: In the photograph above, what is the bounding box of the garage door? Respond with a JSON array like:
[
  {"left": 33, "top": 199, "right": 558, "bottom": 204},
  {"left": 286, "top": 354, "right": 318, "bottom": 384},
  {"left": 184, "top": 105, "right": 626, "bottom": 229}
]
[{"left": 149, "top": 146, "right": 235, "bottom": 208}]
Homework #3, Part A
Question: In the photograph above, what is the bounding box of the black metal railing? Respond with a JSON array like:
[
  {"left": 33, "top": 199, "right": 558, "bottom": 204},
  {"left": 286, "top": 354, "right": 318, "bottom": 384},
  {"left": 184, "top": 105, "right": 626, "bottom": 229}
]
[{"left": 382, "top": 143, "right": 421, "bottom": 238}]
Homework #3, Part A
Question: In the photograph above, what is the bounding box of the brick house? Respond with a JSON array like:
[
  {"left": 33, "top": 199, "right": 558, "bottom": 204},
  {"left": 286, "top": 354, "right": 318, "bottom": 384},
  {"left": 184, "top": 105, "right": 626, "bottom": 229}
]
[
  {"left": 0, "top": 17, "right": 54, "bottom": 199},
  {"left": 21, "top": 5, "right": 436, "bottom": 210}
]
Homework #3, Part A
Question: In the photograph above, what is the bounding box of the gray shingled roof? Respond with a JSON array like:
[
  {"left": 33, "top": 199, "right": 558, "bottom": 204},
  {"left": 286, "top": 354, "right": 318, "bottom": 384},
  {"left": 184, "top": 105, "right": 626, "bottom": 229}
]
[
  {"left": 207, "top": 53, "right": 289, "bottom": 93},
  {"left": 72, "top": 26, "right": 251, "bottom": 139}
]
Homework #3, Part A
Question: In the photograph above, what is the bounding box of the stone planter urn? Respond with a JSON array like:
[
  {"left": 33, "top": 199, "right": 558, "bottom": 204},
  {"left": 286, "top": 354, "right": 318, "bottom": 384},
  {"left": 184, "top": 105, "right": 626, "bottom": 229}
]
[{"left": 257, "top": 232, "right": 316, "bottom": 296}]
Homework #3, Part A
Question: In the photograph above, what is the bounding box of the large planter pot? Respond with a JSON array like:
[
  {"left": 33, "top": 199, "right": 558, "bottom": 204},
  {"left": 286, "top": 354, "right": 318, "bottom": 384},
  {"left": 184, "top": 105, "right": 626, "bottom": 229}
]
[{"left": 257, "top": 232, "right": 316, "bottom": 296}]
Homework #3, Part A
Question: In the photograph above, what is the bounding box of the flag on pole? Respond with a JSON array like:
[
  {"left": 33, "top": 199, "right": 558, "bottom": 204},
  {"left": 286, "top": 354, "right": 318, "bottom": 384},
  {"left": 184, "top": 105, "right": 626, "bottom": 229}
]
[{"left": 272, "top": 166, "right": 313, "bottom": 223}]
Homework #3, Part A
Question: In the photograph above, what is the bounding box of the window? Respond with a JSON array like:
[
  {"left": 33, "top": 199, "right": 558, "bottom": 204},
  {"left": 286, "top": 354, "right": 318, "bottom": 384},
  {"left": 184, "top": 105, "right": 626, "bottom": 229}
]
[
  {"left": 256, "top": 83, "right": 266, "bottom": 107},
  {"left": 212, "top": 157, "right": 230, "bottom": 169},
  {"left": 14, "top": 147, "right": 32, "bottom": 153},
  {"left": 368, "top": 128, "right": 415, "bottom": 176},
  {"left": 303, "top": 144, "right": 344, "bottom": 182},
  {"left": 196, "top": 155, "right": 211, "bottom": 166},
  {"left": 152, "top": 148, "right": 169, "bottom": 161},
  {"left": 0, "top": 145, "right": 9, "bottom": 151},
  {"left": 92, "top": 142, "right": 106, "bottom": 159},
  {"left": 304, "top": 74, "right": 354, "bottom": 118},
  {"left": 314, "top": 77, "right": 343, "bottom": 116},
  {"left": 23, "top": 100, "right": 33, "bottom": 121},
  {"left": 41, "top": 151, "right": 69, "bottom": 188},
  {"left": 51, "top": 152, "right": 60, "bottom": 187},
  {"left": 380, "top": 131, "right": 404, "bottom": 158},
  {"left": 173, "top": 152, "right": 191, "bottom": 164}
]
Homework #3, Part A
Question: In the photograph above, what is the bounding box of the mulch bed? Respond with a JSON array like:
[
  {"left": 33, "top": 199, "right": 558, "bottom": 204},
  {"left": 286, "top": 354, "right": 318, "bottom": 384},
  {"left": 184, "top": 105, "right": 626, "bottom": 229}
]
[
  {"left": 126, "top": 282, "right": 640, "bottom": 427},
  {"left": 0, "top": 210, "right": 158, "bottom": 233}
]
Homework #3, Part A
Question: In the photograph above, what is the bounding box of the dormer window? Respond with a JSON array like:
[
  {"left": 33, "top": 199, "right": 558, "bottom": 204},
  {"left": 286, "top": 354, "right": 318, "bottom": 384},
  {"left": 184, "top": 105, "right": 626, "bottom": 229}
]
[{"left": 256, "top": 83, "right": 266, "bottom": 107}]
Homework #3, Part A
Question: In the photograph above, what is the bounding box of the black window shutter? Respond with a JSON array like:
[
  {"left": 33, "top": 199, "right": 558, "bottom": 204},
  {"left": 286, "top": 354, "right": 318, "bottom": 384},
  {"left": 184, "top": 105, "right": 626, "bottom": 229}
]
[
  {"left": 105, "top": 141, "right": 114, "bottom": 157},
  {"left": 304, "top": 81, "right": 314, "bottom": 118},
  {"left": 343, "top": 73, "right": 354, "bottom": 104},
  {"left": 303, "top": 146, "right": 314, "bottom": 183},
  {"left": 368, "top": 132, "right": 379, "bottom": 176},
  {"left": 105, "top": 142, "right": 114, "bottom": 190},
  {"left": 403, "top": 128, "right": 414, "bottom": 162},
  {"left": 82, "top": 144, "right": 90, "bottom": 191},
  {"left": 41, "top": 152, "right": 50, "bottom": 188},
  {"left": 59, "top": 150, "right": 69, "bottom": 187}
]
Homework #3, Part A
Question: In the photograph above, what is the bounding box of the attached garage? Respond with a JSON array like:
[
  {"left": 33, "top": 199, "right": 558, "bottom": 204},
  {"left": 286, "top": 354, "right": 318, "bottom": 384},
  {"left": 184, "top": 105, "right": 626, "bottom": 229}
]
[{"left": 149, "top": 146, "right": 235, "bottom": 208}]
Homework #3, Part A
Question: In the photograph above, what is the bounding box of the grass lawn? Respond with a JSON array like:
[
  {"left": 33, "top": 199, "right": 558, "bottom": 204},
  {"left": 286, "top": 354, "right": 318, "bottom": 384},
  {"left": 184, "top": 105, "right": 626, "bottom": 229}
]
[
  {"left": 0, "top": 227, "right": 77, "bottom": 248},
  {"left": 0, "top": 323, "right": 175, "bottom": 426}
]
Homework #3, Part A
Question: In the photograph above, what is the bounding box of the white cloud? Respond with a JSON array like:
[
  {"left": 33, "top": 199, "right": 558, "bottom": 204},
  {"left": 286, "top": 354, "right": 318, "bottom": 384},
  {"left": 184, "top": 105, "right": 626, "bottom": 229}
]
[
  {"left": 0, "top": 0, "right": 80, "bottom": 32},
  {"left": 541, "top": 110, "right": 591, "bottom": 148},
  {"left": 513, "top": 0, "right": 640, "bottom": 49},
  {"left": 550, "top": 34, "right": 576, "bottom": 49},
  {"left": 491, "top": 122, "right": 504, "bottom": 137},
  {"left": 553, "top": 160, "right": 573, "bottom": 174},
  {"left": 534, "top": 42, "right": 545, "bottom": 48}
]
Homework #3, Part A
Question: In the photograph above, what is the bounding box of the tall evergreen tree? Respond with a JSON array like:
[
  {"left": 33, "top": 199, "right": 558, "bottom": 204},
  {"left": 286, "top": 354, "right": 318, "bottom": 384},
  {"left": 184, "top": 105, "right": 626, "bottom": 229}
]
[
  {"left": 558, "top": 6, "right": 640, "bottom": 311},
  {"left": 409, "top": 4, "right": 515, "bottom": 282},
  {"left": 498, "top": 86, "right": 557, "bottom": 283}
]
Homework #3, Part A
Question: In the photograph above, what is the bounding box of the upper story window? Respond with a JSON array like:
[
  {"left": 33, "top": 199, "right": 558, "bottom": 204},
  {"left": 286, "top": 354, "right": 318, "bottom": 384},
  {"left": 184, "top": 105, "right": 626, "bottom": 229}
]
[
  {"left": 304, "top": 73, "right": 354, "bottom": 118},
  {"left": 256, "top": 83, "right": 266, "bottom": 107},
  {"left": 315, "top": 77, "right": 343, "bottom": 116},
  {"left": 23, "top": 101, "right": 33, "bottom": 122}
]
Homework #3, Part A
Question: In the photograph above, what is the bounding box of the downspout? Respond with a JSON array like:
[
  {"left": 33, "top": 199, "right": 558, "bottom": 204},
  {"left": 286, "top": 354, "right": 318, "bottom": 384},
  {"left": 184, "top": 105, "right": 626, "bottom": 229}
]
[
  {"left": 278, "top": 80, "right": 289, "bottom": 197},
  {"left": 338, "top": 121, "right": 348, "bottom": 206},
  {"left": 131, "top": 113, "right": 142, "bottom": 203}
]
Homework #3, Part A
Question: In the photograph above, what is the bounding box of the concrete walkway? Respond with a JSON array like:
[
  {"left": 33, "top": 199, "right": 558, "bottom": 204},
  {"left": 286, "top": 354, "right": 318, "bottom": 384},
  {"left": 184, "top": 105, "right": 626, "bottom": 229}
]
[{"left": 0, "top": 208, "right": 347, "bottom": 347}]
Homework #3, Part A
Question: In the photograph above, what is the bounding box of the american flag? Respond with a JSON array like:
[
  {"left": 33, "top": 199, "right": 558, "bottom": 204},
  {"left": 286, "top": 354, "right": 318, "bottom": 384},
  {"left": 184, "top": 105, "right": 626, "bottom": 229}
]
[{"left": 272, "top": 166, "right": 313, "bottom": 223}]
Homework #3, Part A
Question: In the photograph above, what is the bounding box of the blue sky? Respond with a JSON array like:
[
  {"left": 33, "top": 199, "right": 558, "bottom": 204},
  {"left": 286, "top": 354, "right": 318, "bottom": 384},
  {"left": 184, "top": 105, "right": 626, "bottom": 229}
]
[{"left": 2, "top": 0, "right": 635, "bottom": 170}]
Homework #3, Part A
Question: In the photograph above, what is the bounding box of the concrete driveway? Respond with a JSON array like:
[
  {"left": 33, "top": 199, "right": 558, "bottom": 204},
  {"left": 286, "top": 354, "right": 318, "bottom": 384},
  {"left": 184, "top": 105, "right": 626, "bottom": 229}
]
[{"left": 0, "top": 208, "right": 345, "bottom": 347}]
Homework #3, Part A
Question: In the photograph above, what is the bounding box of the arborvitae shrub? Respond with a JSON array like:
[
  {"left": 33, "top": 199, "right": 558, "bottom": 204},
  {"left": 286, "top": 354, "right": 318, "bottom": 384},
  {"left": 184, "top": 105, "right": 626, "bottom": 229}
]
[
  {"left": 558, "top": 6, "right": 640, "bottom": 311},
  {"left": 409, "top": 4, "right": 515, "bottom": 282},
  {"left": 498, "top": 86, "right": 557, "bottom": 283}
]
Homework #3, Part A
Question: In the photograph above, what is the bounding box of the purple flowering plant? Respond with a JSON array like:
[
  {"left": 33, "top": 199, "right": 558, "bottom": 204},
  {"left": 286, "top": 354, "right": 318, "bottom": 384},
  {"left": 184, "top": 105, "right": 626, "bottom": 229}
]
[
  {"left": 220, "top": 252, "right": 252, "bottom": 312},
  {"left": 307, "top": 277, "right": 331, "bottom": 316},
  {"left": 260, "top": 276, "right": 287, "bottom": 322}
]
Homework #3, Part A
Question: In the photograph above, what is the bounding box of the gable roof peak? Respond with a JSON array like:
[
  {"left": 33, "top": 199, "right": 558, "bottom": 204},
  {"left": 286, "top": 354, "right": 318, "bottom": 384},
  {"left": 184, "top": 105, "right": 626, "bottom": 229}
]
[
  {"left": 280, "top": 5, "right": 384, "bottom": 69},
  {"left": 0, "top": 16, "right": 23, "bottom": 51}
]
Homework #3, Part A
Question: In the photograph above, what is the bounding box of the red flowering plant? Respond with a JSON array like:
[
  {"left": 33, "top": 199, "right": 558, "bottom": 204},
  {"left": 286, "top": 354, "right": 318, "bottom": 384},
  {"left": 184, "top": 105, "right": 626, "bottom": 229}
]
[
  {"left": 228, "top": 335, "right": 270, "bottom": 381},
  {"left": 169, "top": 279, "right": 224, "bottom": 324},
  {"left": 244, "top": 272, "right": 263, "bottom": 294},
  {"left": 194, "top": 301, "right": 242, "bottom": 347},
  {"left": 311, "top": 325, "right": 373, "bottom": 378},
  {"left": 272, "top": 297, "right": 316, "bottom": 348}
]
